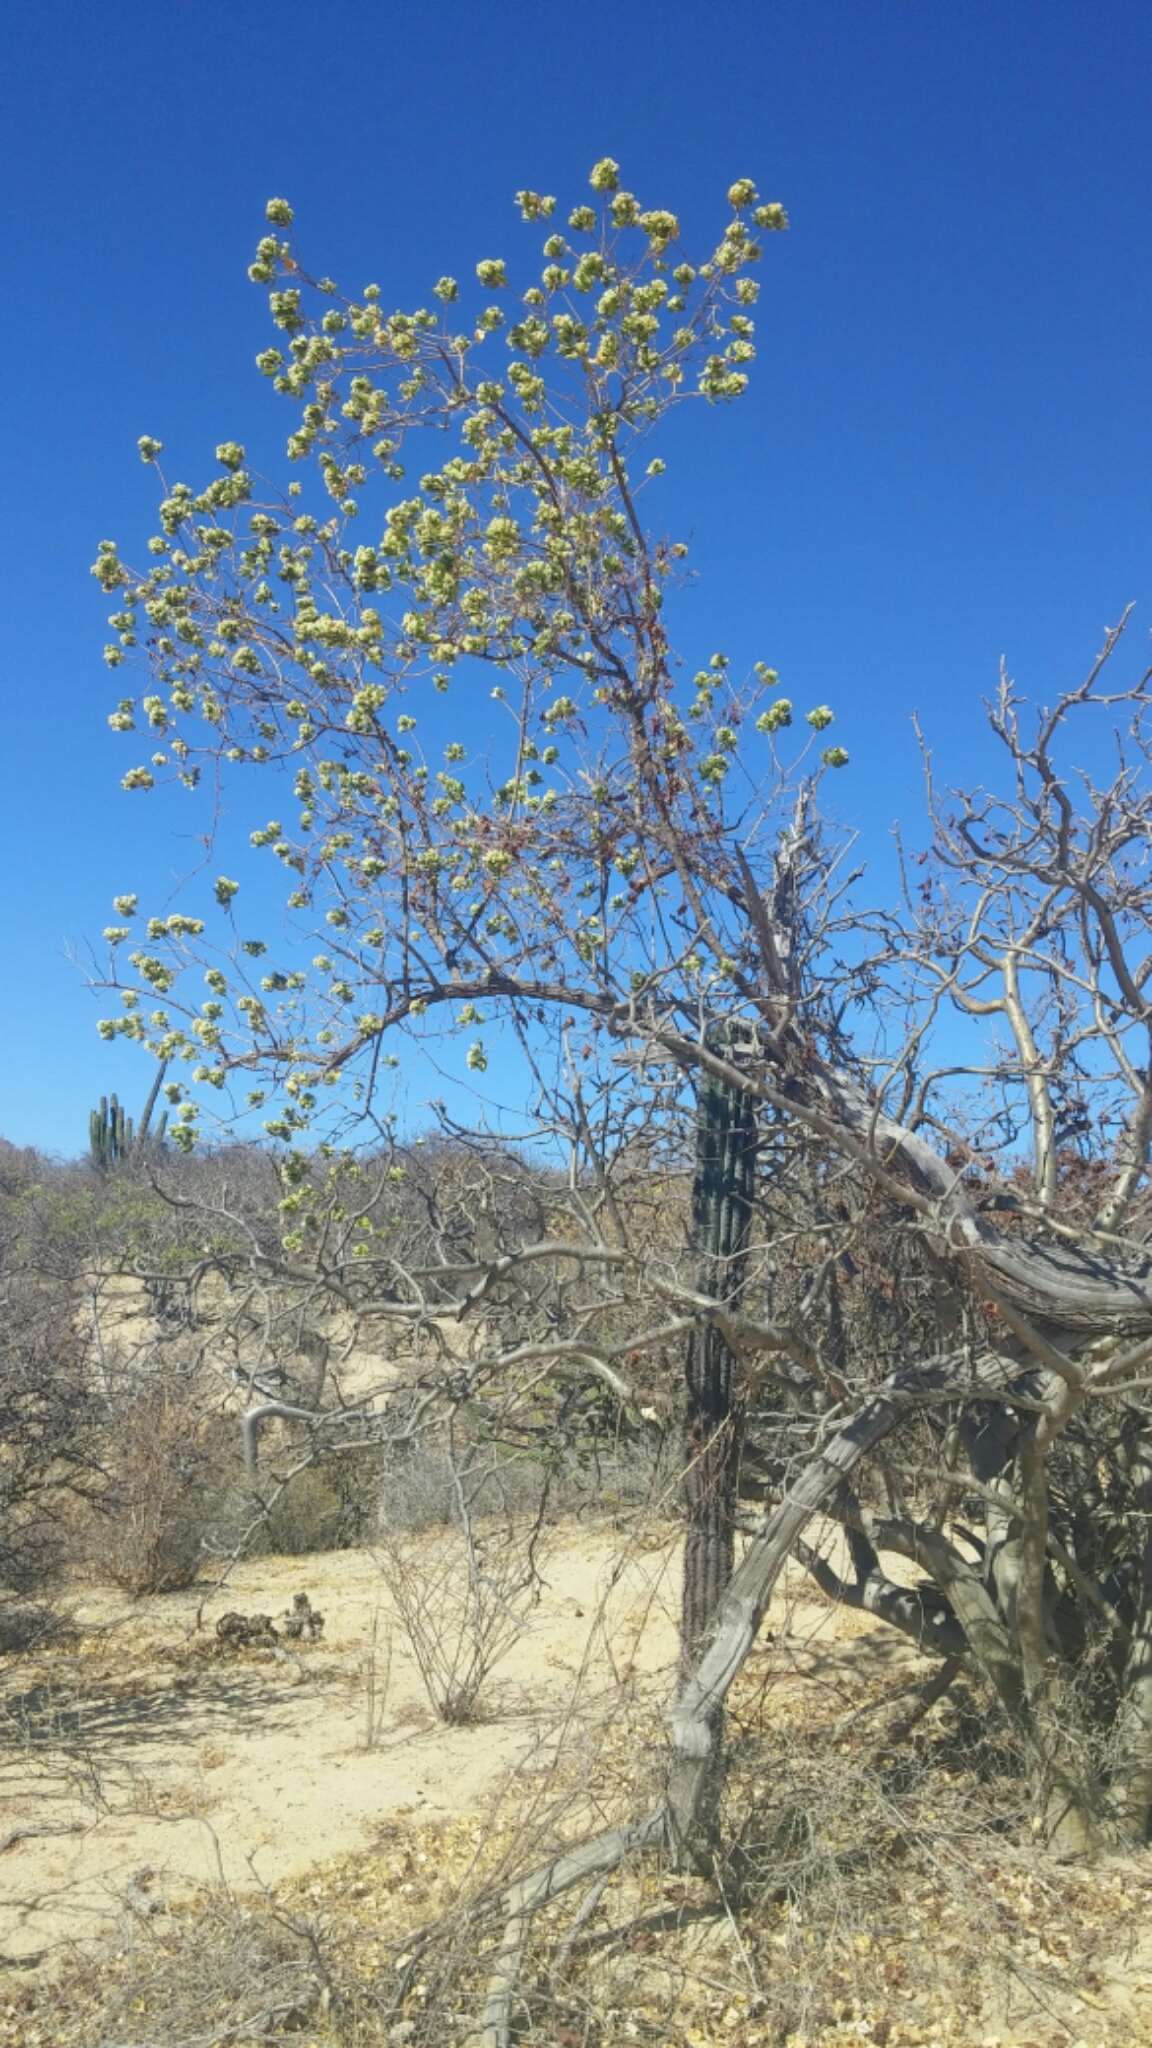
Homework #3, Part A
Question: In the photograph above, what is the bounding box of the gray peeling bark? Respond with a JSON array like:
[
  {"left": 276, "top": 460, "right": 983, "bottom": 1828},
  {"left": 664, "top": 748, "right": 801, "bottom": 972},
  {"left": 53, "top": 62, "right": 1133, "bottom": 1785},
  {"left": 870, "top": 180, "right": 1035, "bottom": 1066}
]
[{"left": 466, "top": 1808, "right": 667, "bottom": 2048}]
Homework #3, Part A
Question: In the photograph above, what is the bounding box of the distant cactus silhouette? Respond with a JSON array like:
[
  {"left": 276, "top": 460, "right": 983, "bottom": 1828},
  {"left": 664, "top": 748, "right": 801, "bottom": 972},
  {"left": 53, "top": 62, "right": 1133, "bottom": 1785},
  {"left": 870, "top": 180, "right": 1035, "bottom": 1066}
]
[{"left": 88, "top": 1064, "right": 168, "bottom": 1172}]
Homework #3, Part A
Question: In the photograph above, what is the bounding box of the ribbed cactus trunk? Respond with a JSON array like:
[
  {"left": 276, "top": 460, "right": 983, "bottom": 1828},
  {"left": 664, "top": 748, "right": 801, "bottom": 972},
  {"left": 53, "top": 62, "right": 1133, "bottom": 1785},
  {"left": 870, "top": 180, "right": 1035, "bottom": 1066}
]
[
  {"left": 674, "top": 1047, "right": 757, "bottom": 1865},
  {"left": 90, "top": 1093, "right": 133, "bottom": 1173},
  {"left": 681, "top": 1059, "right": 757, "bottom": 1662}
]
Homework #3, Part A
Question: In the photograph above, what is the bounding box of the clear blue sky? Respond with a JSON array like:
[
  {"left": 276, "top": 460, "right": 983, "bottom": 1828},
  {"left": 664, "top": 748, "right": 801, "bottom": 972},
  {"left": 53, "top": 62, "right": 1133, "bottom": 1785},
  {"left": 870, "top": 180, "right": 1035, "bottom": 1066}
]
[{"left": 3, "top": 0, "right": 1149, "bottom": 1156}]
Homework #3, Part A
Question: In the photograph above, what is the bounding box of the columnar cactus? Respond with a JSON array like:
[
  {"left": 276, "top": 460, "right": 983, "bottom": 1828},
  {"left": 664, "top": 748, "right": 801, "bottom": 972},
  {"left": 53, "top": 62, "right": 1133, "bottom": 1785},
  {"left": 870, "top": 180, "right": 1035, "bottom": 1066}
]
[
  {"left": 680, "top": 1030, "right": 758, "bottom": 1670},
  {"left": 88, "top": 1066, "right": 168, "bottom": 1172},
  {"left": 89, "top": 1093, "right": 134, "bottom": 1172}
]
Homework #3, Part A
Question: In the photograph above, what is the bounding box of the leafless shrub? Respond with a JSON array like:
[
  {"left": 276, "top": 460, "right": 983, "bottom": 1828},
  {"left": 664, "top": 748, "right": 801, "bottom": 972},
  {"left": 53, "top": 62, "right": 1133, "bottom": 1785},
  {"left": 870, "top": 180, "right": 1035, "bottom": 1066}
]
[
  {"left": 85, "top": 1381, "right": 236, "bottom": 1596},
  {"left": 376, "top": 1439, "right": 476, "bottom": 1533},
  {"left": 0, "top": 1266, "right": 99, "bottom": 1650},
  {"left": 378, "top": 1433, "right": 669, "bottom": 1536},
  {"left": 378, "top": 1520, "right": 543, "bottom": 1725},
  {"left": 376, "top": 1441, "right": 550, "bottom": 1724},
  {"left": 2, "top": 1884, "right": 345, "bottom": 2047}
]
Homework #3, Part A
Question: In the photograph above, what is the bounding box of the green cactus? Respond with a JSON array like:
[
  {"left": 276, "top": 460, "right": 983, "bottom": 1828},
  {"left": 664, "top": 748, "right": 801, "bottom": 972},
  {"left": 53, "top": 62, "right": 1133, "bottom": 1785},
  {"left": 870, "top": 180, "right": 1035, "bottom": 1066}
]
[
  {"left": 90, "top": 1093, "right": 133, "bottom": 1172},
  {"left": 681, "top": 1029, "right": 758, "bottom": 1669},
  {"left": 88, "top": 1063, "right": 169, "bottom": 1172}
]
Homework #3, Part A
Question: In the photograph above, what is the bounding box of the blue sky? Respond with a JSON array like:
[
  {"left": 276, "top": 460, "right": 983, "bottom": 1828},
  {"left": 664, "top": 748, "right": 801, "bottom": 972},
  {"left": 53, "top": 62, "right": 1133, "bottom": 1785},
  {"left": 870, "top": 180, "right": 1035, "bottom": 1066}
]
[{"left": 3, "top": 0, "right": 1150, "bottom": 1156}]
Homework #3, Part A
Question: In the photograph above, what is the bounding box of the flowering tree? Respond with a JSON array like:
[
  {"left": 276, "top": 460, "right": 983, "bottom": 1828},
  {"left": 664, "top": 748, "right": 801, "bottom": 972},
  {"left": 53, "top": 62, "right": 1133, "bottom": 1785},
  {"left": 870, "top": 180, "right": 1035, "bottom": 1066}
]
[
  {"left": 91, "top": 159, "right": 843, "bottom": 1698},
  {"left": 91, "top": 162, "right": 1152, "bottom": 2037}
]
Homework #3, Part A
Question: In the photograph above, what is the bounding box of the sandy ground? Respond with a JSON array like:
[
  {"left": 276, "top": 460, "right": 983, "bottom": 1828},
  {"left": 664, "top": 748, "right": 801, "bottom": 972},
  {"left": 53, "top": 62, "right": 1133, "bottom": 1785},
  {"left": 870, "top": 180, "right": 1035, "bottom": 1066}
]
[
  {"left": 0, "top": 1522, "right": 896, "bottom": 1972},
  {"left": 8, "top": 1525, "right": 1152, "bottom": 2047}
]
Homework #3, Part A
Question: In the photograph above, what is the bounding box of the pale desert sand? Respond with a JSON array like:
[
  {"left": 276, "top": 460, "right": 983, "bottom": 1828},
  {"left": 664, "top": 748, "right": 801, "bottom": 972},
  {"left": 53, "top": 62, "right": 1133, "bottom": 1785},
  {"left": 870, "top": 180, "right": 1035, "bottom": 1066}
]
[{"left": 0, "top": 1522, "right": 887, "bottom": 1969}]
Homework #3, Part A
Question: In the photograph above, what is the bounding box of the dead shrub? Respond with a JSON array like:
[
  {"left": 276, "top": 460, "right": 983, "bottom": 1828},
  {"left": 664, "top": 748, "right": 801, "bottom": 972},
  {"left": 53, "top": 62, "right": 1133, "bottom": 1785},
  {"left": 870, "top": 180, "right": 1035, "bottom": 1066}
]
[
  {"left": 87, "top": 1383, "right": 235, "bottom": 1595},
  {"left": 0, "top": 1885, "right": 345, "bottom": 2048},
  {"left": 377, "top": 1514, "right": 544, "bottom": 1724},
  {"left": 375, "top": 1440, "right": 550, "bottom": 1723},
  {"left": 0, "top": 1268, "right": 99, "bottom": 1629},
  {"left": 378, "top": 1432, "right": 669, "bottom": 1535}
]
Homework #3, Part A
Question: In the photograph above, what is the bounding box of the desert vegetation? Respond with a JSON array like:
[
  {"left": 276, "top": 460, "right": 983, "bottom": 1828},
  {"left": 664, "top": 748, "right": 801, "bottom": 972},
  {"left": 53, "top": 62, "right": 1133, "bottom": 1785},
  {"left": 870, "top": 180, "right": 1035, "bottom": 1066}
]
[{"left": 4, "top": 157, "right": 1152, "bottom": 2044}]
